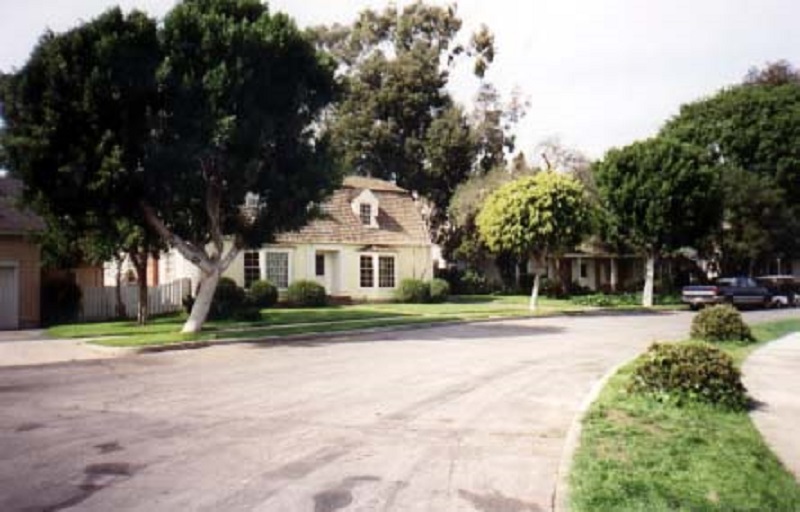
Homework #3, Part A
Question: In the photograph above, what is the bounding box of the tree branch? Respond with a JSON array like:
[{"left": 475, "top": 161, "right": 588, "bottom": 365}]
[{"left": 139, "top": 200, "right": 214, "bottom": 274}]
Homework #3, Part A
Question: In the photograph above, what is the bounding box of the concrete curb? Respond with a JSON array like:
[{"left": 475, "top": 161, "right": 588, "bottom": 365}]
[{"left": 551, "top": 354, "right": 640, "bottom": 512}]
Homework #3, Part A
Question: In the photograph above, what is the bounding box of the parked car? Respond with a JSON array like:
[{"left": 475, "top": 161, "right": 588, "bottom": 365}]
[
  {"left": 681, "top": 277, "right": 771, "bottom": 310},
  {"left": 755, "top": 275, "right": 799, "bottom": 307}
]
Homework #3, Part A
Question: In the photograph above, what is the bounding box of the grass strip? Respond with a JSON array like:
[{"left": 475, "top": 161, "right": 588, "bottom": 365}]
[{"left": 569, "top": 318, "right": 800, "bottom": 511}]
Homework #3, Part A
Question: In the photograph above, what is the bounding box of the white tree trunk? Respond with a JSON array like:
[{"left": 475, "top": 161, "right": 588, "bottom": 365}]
[
  {"left": 642, "top": 253, "right": 655, "bottom": 307},
  {"left": 182, "top": 269, "right": 221, "bottom": 334},
  {"left": 529, "top": 273, "right": 541, "bottom": 312}
]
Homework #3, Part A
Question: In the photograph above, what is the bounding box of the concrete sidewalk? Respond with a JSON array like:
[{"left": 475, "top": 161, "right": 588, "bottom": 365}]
[
  {"left": 0, "top": 330, "right": 114, "bottom": 367},
  {"left": 743, "top": 332, "right": 800, "bottom": 482}
]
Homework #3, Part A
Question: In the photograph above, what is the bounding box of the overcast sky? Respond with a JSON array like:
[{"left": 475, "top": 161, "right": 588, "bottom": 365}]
[{"left": 1, "top": 0, "right": 798, "bottom": 160}]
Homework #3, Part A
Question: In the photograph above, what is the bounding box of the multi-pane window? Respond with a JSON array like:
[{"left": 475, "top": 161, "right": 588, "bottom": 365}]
[
  {"left": 315, "top": 253, "right": 325, "bottom": 276},
  {"left": 244, "top": 251, "right": 261, "bottom": 288},
  {"left": 378, "top": 256, "right": 395, "bottom": 288},
  {"left": 359, "top": 203, "right": 372, "bottom": 226},
  {"left": 265, "top": 251, "right": 289, "bottom": 288},
  {"left": 360, "top": 255, "right": 374, "bottom": 287}
]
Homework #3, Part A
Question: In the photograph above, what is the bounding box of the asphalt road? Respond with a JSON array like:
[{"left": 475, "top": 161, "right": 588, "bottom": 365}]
[{"left": 0, "top": 309, "right": 796, "bottom": 512}]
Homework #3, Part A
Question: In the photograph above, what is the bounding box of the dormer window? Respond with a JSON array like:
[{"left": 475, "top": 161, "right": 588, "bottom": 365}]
[
  {"left": 360, "top": 203, "right": 372, "bottom": 226},
  {"left": 351, "top": 188, "right": 379, "bottom": 228}
]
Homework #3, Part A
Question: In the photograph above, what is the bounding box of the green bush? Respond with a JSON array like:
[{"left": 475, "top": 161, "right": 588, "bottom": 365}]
[
  {"left": 394, "top": 278, "right": 431, "bottom": 303},
  {"left": 691, "top": 304, "right": 754, "bottom": 342},
  {"left": 285, "top": 280, "right": 327, "bottom": 307},
  {"left": 210, "top": 277, "right": 246, "bottom": 319},
  {"left": 41, "top": 275, "right": 82, "bottom": 325},
  {"left": 428, "top": 278, "right": 450, "bottom": 303},
  {"left": 233, "top": 305, "right": 262, "bottom": 322},
  {"left": 629, "top": 342, "right": 748, "bottom": 410},
  {"left": 248, "top": 280, "right": 278, "bottom": 308}
]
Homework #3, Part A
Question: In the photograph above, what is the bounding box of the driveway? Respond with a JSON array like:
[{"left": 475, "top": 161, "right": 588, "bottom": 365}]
[
  {"left": 0, "top": 309, "right": 794, "bottom": 511},
  {"left": 0, "top": 329, "right": 115, "bottom": 367}
]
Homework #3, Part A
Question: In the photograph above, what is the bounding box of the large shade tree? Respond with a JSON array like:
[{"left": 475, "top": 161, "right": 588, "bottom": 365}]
[
  {"left": 1, "top": 0, "right": 339, "bottom": 333},
  {"left": 311, "top": 2, "right": 496, "bottom": 221},
  {"left": 476, "top": 171, "right": 591, "bottom": 310},
  {"left": 594, "top": 137, "right": 722, "bottom": 306},
  {"left": 0, "top": 8, "right": 163, "bottom": 323},
  {"left": 660, "top": 61, "right": 800, "bottom": 273}
]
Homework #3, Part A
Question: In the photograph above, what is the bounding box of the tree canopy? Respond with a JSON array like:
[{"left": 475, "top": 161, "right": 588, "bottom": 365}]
[
  {"left": 311, "top": 2, "right": 511, "bottom": 221},
  {"left": 1, "top": 0, "right": 338, "bottom": 332},
  {"left": 660, "top": 67, "right": 800, "bottom": 272},
  {"left": 594, "top": 136, "right": 721, "bottom": 305},
  {"left": 476, "top": 171, "right": 590, "bottom": 309}
]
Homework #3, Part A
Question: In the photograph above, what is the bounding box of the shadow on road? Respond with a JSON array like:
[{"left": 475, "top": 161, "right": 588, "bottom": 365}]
[{"left": 243, "top": 322, "right": 567, "bottom": 349}]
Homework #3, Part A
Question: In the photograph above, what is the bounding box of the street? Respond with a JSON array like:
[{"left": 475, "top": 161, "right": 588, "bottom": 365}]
[{"left": 0, "top": 309, "right": 796, "bottom": 511}]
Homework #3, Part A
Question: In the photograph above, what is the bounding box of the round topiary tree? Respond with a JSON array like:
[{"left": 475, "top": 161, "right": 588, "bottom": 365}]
[
  {"left": 210, "top": 277, "right": 246, "bottom": 319},
  {"left": 394, "top": 278, "right": 431, "bottom": 303},
  {"left": 285, "top": 280, "right": 327, "bottom": 307},
  {"left": 428, "top": 278, "right": 451, "bottom": 303},
  {"left": 690, "top": 304, "right": 754, "bottom": 342},
  {"left": 248, "top": 280, "right": 278, "bottom": 308},
  {"left": 629, "top": 342, "right": 748, "bottom": 410}
]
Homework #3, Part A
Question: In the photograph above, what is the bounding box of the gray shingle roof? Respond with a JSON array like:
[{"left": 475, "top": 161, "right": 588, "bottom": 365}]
[
  {"left": 275, "top": 176, "right": 430, "bottom": 246},
  {"left": 0, "top": 177, "right": 45, "bottom": 233}
]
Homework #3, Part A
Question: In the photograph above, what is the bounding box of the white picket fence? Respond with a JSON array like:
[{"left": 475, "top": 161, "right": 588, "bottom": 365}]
[{"left": 80, "top": 278, "right": 192, "bottom": 321}]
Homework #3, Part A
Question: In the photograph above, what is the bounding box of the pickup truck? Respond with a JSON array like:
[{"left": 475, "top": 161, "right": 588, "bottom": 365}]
[{"left": 681, "top": 277, "right": 771, "bottom": 310}]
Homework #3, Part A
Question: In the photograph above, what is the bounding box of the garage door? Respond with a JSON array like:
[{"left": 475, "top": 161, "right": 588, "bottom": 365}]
[{"left": 0, "top": 266, "right": 19, "bottom": 330}]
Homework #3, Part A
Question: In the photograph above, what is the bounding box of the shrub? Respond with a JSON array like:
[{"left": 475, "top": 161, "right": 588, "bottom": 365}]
[
  {"left": 41, "top": 276, "right": 82, "bottom": 325},
  {"left": 182, "top": 294, "right": 195, "bottom": 315},
  {"left": 210, "top": 277, "right": 246, "bottom": 319},
  {"left": 394, "top": 278, "right": 431, "bottom": 303},
  {"left": 285, "top": 280, "right": 327, "bottom": 307},
  {"left": 690, "top": 304, "right": 754, "bottom": 342},
  {"left": 428, "top": 278, "right": 450, "bottom": 303},
  {"left": 629, "top": 342, "right": 748, "bottom": 410},
  {"left": 233, "top": 305, "right": 262, "bottom": 322},
  {"left": 248, "top": 280, "right": 278, "bottom": 308}
]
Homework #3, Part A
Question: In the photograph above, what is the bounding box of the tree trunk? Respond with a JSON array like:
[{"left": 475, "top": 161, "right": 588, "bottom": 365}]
[
  {"left": 129, "top": 251, "right": 149, "bottom": 325},
  {"left": 642, "top": 253, "right": 655, "bottom": 307},
  {"left": 114, "top": 256, "right": 127, "bottom": 319},
  {"left": 529, "top": 272, "right": 541, "bottom": 312},
  {"left": 182, "top": 268, "right": 221, "bottom": 334}
]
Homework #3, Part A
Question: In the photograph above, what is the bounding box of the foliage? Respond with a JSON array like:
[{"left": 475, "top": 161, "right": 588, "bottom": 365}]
[
  {"left": 476, "top": 171, "right": 591, "bottom": 260},
  {"left": 595, "top": 137, "right": 721, "bottom": 254},
  {"left": 0, "top": 8, "right": 163, "bottom": 322},
  {"left": 428, "top": 278, "right": 451, "bottom": 303},
  {"left": 569, "top": 292, "right": 682, "bottom": 307},
  {"left": 571, "top": 330, "right": 800, "bottom": 512},
  {"left": 394, "top": 278, "right": 431, "bottom": 303},
  {"left": 435, "top": 267, "right": 493, "bottom": 295},
  {"left": 209, "top": 277, "right": 246, "bottom": 320},
  {"left": 312, "top": 2, "right": 512, "bottom": 223},
  {"left": 629, "top": 342, "right": 748, "bottom": 410},
  {"left": 40, "top": 275, "right": 82, "bottom": 325},
  {"left": 660, "top": 68, "right": 800, "bottom": 271},
  {"left": 248, "top": 280, "right": 278, "bottom": 308},
  {"left": 232, "top": 306, "right": 262, "bottom": 322},
  {"left": 285, "top": 280, "right": 327, "bottom": 307},
  {"left": 1, "top": 0, "right": 340, "bottom": 332},
  {"left": 690, "top": 304, "right": 754, "bottom": 342}
]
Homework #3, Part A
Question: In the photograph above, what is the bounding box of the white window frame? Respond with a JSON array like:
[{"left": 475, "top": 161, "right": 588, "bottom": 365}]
[
  {"left": 263, "top": 249, "right": 292, "bottom": 290},
  {"left": 358, "top": 253, "right": 397, "bottom": 289}
]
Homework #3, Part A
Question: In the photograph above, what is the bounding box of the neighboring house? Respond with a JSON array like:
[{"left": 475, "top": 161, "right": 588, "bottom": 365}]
[
  {"left": 0, "top": 177, "right": 45, "bottom": 329},
  {"left": 157, "top": 176, "right": 433, "bottom": 301}
]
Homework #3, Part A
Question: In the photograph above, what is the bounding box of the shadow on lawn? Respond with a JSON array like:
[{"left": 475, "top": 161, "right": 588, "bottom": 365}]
[{"left": 242, "top": 321, "right": 566, "bottom": 349}]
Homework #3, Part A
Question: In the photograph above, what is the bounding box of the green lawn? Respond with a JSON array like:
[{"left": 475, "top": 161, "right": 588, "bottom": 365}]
[
  {"left": 50, "top": 295, "right": 583, "bottom": 347},
  {"left": 569, "top": 318, "right": 800, "bottom": 512}
]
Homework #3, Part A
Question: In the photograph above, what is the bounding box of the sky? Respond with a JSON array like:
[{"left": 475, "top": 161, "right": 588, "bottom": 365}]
[{"left": 1, "top": 0, "right": 799, "bottom": 160}]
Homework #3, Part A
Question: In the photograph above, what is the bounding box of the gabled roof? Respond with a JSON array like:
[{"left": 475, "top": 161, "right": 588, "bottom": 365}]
[
  {"left": 0, "top": 177, "right": 45, "bottom": 233},
  {"left": 275, "top": 176, "right": 430, "bottom": 246}
]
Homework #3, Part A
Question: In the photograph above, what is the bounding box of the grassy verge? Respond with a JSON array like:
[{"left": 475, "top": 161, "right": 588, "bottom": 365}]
[
  {"left": 569, "top": 318, "right": 800, "bottom": 511},
  {"left": 53, "top": 295, "right": 583, "bottom": 347}
]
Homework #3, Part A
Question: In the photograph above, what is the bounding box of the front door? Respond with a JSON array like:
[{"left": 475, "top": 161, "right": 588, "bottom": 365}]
[
  {"left": 314, "top": 251, "right": 339, "bottom": 295},
  {"left": 0, "top": 265, "right": 19, "bottom": 330}
]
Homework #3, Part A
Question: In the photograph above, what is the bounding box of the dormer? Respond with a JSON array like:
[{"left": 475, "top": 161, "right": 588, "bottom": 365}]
[{"left": 351, "top": 188, "right": 379, "bottom": 228}]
